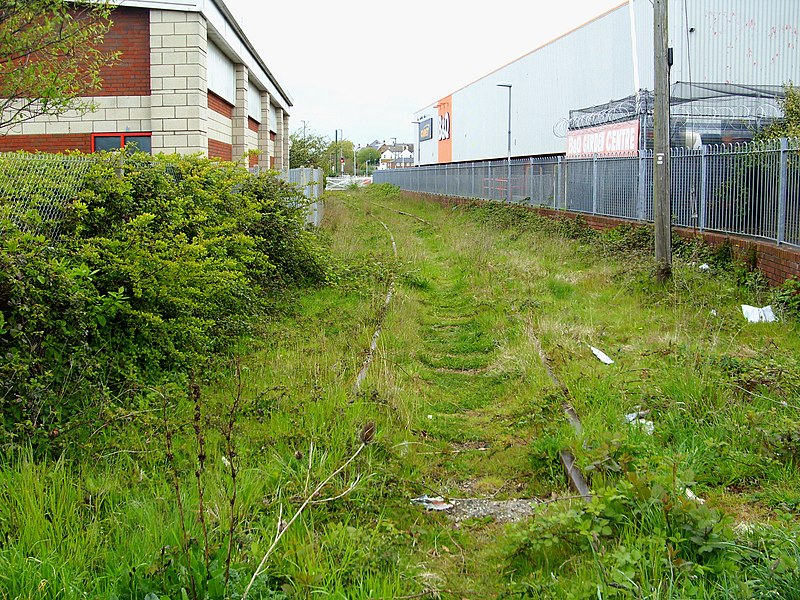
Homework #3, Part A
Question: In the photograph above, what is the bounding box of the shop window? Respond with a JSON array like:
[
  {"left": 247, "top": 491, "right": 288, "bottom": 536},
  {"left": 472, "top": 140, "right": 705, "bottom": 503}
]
[{"left": 92, "top": 133, "right": 152, "bottom": 154}]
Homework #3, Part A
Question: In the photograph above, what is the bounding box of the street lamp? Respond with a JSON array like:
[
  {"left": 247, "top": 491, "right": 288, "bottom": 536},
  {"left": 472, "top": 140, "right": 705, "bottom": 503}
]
[
  {"left": 497, "top": 83, "right": 512, "bottom": 203},
  {"left": 354, "top": 144, "right": 360, "bottom": 176}
]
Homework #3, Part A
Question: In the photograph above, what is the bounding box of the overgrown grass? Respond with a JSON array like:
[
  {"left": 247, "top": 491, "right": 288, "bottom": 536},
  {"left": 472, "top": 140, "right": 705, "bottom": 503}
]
[{"left": 1, "top": 185, "right": 798, "bottom": 598}]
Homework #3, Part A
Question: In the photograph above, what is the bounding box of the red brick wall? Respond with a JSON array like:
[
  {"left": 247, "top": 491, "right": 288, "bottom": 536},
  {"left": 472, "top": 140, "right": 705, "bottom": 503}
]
[
  {"left": 0, "top": 134, "right": 91, "bottom": 153},
  {"left": 208, "top": 138, "right": 232, "bottom": 161},
  {"left": 248, "top": 117, "right": 259, "bottom": 133},
  {"left": 96, "top": 7, "right": 150, "bottom": 96},
  {"left": 534, "top": 208, "right": 800, "bottom": 286},
  {"left": 249, "top": 153, "right": 258, "bottom": 168},
  {"left": 680, "top": 230, "right": 800, "bottom": 287},
  {"left": 208, "top": 91, "right": 234, "bottom": 118},
  {"left": 403, "top": 192, "right": 800, "bottom": 286}
]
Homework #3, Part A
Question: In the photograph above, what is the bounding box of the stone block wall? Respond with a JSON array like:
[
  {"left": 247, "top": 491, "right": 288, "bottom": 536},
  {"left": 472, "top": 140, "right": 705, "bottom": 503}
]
[{"left": 150, "top": 9, "right": 208, "bottom": 155}]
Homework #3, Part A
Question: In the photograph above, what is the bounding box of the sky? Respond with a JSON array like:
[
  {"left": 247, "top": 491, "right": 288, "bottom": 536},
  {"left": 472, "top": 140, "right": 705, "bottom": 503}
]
[{"left": 223, "top": 0, "right": 625, "bottom": 147}]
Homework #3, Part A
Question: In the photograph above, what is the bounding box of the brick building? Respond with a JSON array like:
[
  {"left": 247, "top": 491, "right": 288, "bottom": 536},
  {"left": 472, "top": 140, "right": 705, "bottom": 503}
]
[{"left": 0, "top": 0, "right": 291, "bottom": 170}]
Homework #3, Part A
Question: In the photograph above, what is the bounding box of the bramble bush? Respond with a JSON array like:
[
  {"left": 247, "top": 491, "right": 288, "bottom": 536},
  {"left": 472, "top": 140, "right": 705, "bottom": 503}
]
[{"left": 0, "top": 152, "right": 330, "bottom": 454}]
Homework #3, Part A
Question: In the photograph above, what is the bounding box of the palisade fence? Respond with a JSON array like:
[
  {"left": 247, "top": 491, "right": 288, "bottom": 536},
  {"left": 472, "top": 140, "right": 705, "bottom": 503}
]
[
  {"left": 374, "top": 138, "right": 800, "bottom": 248},
  {"left": 0, "top": 153, "right": 325, "bottom": 238},
  {"left": 281, "top": 166, "right": 324, "bottom": 227}
]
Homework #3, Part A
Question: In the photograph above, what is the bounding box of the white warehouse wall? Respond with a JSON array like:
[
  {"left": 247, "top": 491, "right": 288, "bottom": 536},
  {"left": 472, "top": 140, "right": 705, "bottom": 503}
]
[{"left": 414, "top": 0, "right": 800, "bottom": 165}]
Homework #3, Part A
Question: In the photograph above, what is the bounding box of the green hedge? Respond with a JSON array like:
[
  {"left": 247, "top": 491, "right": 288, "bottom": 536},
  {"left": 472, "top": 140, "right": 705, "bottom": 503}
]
[{"left": 0, "top": 152, "right": 329, "bottom": 453}]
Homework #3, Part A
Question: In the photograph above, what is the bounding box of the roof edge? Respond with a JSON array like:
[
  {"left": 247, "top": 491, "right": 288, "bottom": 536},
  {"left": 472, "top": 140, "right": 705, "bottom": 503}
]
[{"left": 208, "top": 0, "right": 293, "bottom": 108}]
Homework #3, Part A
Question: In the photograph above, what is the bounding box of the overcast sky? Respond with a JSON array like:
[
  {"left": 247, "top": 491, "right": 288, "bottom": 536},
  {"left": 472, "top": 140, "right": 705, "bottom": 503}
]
[{"left": 224, "top": 0, "right": 625, "bottom": 146}]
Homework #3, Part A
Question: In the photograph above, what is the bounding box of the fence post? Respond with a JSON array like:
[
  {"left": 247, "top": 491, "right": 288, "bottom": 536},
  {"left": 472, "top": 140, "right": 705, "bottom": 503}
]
[
  {"left": 637, "top": 150, "right": 646, "bottom": 221},
  {"left": 699, "top": 146, "right": 708, "bottom": 231},
  {"left": 777, "top": 137, "right": 788, "bottom": 245},
  {"left": 557, "top": 156, "right": 563, "bottom": 210},
  {"left": 471, "top": 162, "right": 476, "bottom": 198},
  {"left": 529, "top": 158, "right": 534, "bottom": 204},
  {"left": 488, "top": 162, "right": 493, "bottom": 200},
  {"left": 539, "top": 164, "right": 544, "bottom": 207},
  {"left": 592, "top": 154, "right": 598, "bottom": 215}
]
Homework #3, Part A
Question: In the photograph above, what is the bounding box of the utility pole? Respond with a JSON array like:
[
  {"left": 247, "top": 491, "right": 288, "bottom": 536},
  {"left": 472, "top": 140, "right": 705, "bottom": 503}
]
[{"left": 653, "top": 0, "right": 672, "bottom": 282}]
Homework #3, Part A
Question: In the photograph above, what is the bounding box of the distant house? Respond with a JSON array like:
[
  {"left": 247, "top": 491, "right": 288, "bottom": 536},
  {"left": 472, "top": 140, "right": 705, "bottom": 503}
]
[
  {"left": 378, "top": 143, "right": 414, "bottom": 169},
  {"left": 0, "top": 0, "right": 292, "bottom": 170}
]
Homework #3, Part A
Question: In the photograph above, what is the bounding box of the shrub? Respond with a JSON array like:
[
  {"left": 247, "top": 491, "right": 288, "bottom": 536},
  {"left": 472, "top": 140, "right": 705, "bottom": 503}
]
[
  {"left": 772, "top": 277, "right": 800, "bottom": 320},
  {"left": 0, "top": 152, "right": 331, "bottom": 453}
]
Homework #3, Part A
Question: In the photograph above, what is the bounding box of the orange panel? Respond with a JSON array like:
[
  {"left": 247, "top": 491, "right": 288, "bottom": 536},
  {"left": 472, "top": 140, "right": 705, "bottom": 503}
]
[{"left": 437, "top": 95, "right": 452, "bottom": 164}]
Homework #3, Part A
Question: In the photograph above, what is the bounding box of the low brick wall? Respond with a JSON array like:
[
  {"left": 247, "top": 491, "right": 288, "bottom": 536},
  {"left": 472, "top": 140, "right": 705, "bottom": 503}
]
[
  {"left": 0, "top": 134, "right": 91, "bottom": 153},
  {"left": 404, "top": 192, "right": 800, "bottom": 286}
]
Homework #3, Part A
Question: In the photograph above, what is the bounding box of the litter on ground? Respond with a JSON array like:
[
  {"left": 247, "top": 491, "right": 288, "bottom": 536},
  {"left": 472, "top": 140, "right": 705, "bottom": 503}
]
[
  {"left": 741, "top": 305, "right": 776, "bottom": 323},
  {"left": 589, "top": 345, "right": 614, "bottom": 365},
  {"left": 685, "top": 487, "right": 706, "bottom": 504},
  {"left": 411, "top": 495, "right": 454, "bottom": 511},
  {"left": 625, "top": 410, "right": 654, "bottom": 434}
]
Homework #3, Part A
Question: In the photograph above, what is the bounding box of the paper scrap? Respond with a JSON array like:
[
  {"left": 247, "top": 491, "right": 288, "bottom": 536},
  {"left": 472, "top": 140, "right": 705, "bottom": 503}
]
[
  {"left": 741, "top": 305, "right": 776, "bottom": 323},
  {"left": 589, "top": 345, "right": 614, "bottom": 365}
]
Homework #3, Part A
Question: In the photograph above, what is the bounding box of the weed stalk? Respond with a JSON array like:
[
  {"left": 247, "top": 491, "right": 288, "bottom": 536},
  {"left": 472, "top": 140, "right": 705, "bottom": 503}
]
[
  {"left": 242, "top": 430, "right": 373, "bottom": 600},
  {"left": 223, "top": 358, "right": 243, "bottom": 590},
  {"left": 162, "top": 386, "right": 198, "bottom": 600},
  {"left": 191, "top": 378, "right": 210, "bottom": 575}
]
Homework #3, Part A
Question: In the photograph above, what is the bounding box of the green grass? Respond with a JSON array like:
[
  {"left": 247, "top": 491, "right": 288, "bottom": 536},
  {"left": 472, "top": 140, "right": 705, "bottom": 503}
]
[{"left": 1, "top": 186, "right": 799, "bottom": 599}]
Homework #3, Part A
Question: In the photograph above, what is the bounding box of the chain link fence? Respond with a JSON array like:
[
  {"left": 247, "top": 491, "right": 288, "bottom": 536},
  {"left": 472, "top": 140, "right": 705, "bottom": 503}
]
[
  {"left": 0, "top": 153, "right": 94, "bottom": 239},
  {"left": 1, "top": 156, "right": 326, "bottom": 239},
  {"left": 374, "top": 138, "right": 800, "bottom": 248}
]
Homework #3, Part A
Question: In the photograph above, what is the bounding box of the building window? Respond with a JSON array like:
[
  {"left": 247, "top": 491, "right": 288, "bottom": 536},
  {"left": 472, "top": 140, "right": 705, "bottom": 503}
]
[{"left": 91, "top": 133, "right": 152, "bottom": 154}]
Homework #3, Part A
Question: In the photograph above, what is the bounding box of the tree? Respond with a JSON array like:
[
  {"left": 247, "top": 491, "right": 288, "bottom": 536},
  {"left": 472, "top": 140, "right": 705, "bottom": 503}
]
[
  {"left": 289, "top": 130, "right": 330, "bottom": 169},
  {"left": 756, "top": 85, "right": 800, "bottom": 140},
  {"left": 357, "top": 147, "right": 381, "bottom": 174},
  {"left": 0, "top": 0, "right": 117, "bottom": 130}
]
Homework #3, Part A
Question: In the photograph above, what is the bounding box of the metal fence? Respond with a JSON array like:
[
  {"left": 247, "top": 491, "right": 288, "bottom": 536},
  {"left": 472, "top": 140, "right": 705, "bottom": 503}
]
[
  {"left": 374, "top": 138, "right": 800, "bottom": 248},
  {"left": 283, "top": 167, "right": 324, "bottom": 227},
  {"left": 0, "top": 156, "right": 326, "bottom": 239},
  {"left": 0, "top": 153, "right": 94, "bottom": 238}
]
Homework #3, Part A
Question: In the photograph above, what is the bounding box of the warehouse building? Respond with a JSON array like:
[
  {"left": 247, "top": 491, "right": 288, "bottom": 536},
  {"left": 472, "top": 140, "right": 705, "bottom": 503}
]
[
  {"left": 0, "top": 0, "right": 291, "bottom": 170},
  {"left": 414, "top": 0, "right": 799, "bottom": 165}
]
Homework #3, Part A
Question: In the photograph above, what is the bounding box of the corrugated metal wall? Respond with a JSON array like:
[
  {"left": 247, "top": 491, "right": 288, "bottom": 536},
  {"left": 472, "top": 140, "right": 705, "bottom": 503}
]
[{"left": 414, "top": 0, "right": 800, "bottom": 165}]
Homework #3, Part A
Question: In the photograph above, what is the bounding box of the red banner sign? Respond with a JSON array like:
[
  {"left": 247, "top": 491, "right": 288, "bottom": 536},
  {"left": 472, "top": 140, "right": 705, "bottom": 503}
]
[{"left": 567, "top": 119, "right": 640, "bottom": 157}]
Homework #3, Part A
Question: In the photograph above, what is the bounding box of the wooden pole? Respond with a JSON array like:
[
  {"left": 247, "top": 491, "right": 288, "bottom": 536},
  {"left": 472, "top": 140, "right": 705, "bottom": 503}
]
[{"left": 653, "top": 0, "right": 672, "bottom": 281}]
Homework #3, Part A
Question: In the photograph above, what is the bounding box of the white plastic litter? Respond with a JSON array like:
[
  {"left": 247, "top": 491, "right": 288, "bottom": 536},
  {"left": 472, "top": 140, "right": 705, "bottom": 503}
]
[
  {"left": 710, "top": 309, "right": 718, "bottom": 317},
  {"left": 629, "top": 419, "right": 654, "bottom": 434},
  {"left": 624, "top": 411, "right": 654, "bottom": 434},
  {"left": 741, "top": 305, "right": 776, "bottom": 323},
  {"left": 699, "top": 263, "right": 711, "bottom": 271},
  {"left": 411, "top": 495, "right": 453, "bottom": 511},
  {"left": 589, "top": 346, "right": 614, "bottom": 365},
  {"left": 685, "top": 487, "right": 705, "bottom": 504}
]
